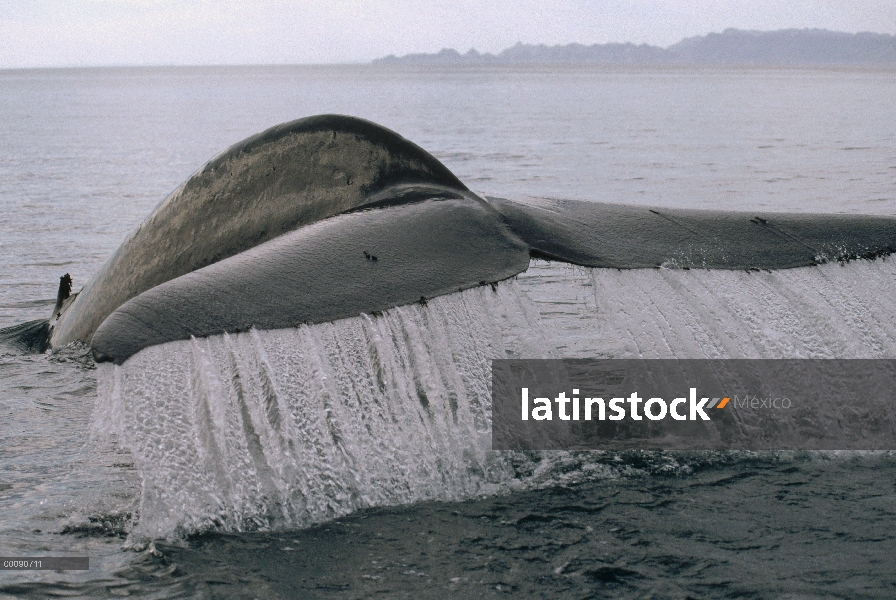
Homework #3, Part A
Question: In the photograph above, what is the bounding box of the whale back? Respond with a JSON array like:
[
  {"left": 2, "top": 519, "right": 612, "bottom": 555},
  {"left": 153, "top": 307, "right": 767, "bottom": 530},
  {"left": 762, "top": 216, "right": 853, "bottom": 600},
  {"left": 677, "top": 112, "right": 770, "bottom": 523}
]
[{"left": 48, "top": 115, "right": 465, "bottom": 347}]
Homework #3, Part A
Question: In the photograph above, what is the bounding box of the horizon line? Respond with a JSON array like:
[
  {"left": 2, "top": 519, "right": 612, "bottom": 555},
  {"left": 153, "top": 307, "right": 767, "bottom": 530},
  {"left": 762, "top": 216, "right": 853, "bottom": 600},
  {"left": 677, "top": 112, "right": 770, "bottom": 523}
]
[{"left": 3, "top": 27, "right": 895, "bottom": 71}]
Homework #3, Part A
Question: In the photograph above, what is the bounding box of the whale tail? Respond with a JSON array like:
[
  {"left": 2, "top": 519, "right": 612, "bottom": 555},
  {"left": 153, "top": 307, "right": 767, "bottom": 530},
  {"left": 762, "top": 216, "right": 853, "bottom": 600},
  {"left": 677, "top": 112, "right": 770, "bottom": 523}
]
[{"left": 9, "top": 115, "right": 896, "bottom": 363}]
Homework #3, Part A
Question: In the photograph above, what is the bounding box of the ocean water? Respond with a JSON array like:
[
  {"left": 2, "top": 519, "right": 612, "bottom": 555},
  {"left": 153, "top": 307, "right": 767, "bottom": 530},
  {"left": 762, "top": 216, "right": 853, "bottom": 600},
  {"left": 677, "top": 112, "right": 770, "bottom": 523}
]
[{"left": 1, "top": 65, "right": 896, "bottom": 599}]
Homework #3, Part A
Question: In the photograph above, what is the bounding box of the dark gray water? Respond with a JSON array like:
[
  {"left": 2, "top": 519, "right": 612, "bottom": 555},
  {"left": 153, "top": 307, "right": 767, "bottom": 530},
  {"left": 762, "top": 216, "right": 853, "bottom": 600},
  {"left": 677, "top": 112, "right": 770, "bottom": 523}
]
[{"left": 1, "top": 65, "right": 895, "bottom": 599}]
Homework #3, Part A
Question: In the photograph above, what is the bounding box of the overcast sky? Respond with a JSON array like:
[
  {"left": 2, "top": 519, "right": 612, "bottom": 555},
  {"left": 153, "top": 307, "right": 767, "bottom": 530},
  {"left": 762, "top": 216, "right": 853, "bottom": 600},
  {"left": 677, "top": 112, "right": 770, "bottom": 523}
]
[{"left": 1, "top": 0, "right": 894, "bottom": 68}]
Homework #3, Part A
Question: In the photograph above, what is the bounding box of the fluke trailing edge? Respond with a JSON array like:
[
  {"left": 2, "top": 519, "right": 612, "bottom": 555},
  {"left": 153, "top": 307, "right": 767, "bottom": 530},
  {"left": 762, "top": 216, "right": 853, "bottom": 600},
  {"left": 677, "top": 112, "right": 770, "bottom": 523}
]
[{"left": 19, "top": 114, "right": 896, "bottom": 363}]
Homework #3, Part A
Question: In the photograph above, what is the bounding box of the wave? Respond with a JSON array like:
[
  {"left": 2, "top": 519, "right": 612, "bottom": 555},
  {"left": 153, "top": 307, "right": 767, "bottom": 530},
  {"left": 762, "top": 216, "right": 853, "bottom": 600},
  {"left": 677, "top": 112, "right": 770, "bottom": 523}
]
[{"left": 0, "top": 318, "right": 50, "bottom": 353}]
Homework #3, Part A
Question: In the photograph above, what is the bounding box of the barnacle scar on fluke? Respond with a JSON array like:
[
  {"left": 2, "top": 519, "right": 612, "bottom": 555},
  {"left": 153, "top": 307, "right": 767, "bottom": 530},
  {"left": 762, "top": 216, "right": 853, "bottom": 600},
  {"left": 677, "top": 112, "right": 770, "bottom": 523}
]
[{"left": 12, "top": 114, "right": 894, "bottom": 365}]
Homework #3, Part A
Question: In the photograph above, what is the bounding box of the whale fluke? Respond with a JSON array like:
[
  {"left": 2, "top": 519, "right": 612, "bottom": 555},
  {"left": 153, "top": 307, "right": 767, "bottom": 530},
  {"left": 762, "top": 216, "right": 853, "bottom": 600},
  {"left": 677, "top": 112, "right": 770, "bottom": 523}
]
[
  {"left": 28, "top": 114, "right": 896, "bottom": 364},
  {"left": 488, "top": 195, "right": 896, "bottom": 269},
  {"left": 48, "top": 115, "right": 466, "bottom": 349},
  {"left": 91, "top": 196, "right": 529, "bottom": 363}
]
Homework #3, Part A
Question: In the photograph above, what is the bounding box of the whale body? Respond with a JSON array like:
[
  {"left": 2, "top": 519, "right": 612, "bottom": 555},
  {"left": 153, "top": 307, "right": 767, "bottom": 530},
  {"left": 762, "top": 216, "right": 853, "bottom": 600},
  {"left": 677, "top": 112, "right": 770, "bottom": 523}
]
[{"left": 28, "top": 115, "right": 896, "bottom": 364}]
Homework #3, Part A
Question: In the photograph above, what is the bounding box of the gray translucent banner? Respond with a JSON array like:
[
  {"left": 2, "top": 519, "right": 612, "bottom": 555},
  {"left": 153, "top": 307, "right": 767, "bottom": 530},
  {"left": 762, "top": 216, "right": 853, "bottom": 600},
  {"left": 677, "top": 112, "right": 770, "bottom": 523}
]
[
  {"left": 491, "top": 360, "right": 896, "bottom": 450},
  {"left": 0, "top": 557, "right": 89, "bottom": 570}
]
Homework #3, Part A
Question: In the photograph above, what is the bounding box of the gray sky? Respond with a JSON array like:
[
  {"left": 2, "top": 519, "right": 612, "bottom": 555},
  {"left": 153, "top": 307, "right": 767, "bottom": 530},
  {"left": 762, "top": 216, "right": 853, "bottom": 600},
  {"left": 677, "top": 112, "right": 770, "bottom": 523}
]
[{"left": 1, "top": 0, "right": 894, "bottom": 68}]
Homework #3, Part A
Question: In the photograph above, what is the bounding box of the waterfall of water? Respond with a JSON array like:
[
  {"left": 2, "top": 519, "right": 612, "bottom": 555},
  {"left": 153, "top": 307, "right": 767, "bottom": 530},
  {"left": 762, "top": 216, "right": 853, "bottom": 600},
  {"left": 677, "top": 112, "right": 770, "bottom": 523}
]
[
  {"left": 94, "top": 283, "right": 554, "bottom": 539},
  {"left": 94, "top": 258, "right": 896, "bottom": 539}
]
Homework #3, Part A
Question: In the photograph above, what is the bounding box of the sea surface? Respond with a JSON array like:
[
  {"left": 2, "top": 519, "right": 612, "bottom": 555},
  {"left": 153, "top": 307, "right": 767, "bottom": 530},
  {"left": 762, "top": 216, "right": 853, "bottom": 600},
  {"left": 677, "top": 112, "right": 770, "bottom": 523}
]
[{"left": 1, "top": 65, "right": 896, "bottom": 599}]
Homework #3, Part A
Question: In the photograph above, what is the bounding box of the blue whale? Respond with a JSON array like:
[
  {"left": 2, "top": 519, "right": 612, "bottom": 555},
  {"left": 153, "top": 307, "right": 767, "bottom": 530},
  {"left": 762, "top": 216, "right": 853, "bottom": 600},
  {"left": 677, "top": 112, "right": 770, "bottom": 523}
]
[{"left": 22, "top": 115, "right": 896, "bottom": 363}]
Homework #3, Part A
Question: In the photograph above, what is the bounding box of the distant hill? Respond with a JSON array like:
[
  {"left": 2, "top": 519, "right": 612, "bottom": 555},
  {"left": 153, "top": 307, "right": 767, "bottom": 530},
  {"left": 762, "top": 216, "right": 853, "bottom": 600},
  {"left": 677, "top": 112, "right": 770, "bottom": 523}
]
[{"left": 373, "top": 29, "right": 896, "bottom": 66}]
